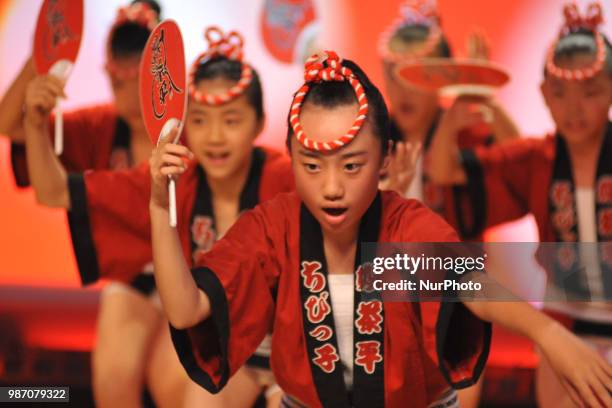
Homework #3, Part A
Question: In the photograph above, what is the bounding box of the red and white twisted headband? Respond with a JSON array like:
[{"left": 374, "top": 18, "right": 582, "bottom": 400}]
[
  {"left": 290, "top": 51, "right": 369, "bottom": 152},
  {"left": 378, "top": 0, "right": 441, "bottom": 63},
  {"left": 188, "top": 26, "right": 254, "bottom": 105},
  {"left": 546, "top": 1, "right": 606, "bottom": 81},
  {"left": 105, "top": 2, "right": 159, "bottom": 81}
]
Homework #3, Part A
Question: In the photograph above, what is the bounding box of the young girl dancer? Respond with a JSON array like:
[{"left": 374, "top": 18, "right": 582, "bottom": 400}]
[
  {"left": 429, "top": 2, "right": 612, "bottom": 406},
  {"left": 3, "top": 2, "right": 194, "bottom": 406},
  {"left": 150, "top": 51, "right": 610, "bottom": 408},
  {"left": 378, "top": 0, "right": 519, "bottom": 241},
  {"left": 23, "top": 25, "right": 293, "bottom": 408}
]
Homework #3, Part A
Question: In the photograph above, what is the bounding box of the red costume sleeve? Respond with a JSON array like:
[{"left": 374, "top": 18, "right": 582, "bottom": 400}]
[
  {"left": 170, "top": 203, "right": 280, "bottom": 393},
  {"left": 460, "top": 138, "right": 543, "bottom": 230},
  {"left": 10, "top": 105, "right": 117, "bottom": 187},
  {"left": 392, "top": 197, "right": 490, "bottom": 389},
  {"left": 66, "top": 162, "right": 152, "bottom": 285}
]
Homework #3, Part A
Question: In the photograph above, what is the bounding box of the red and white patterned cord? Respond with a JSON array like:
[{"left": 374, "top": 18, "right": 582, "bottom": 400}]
[
  {"left": 546, "top": 1, "right": 606, "bottom": 81},
  {"left": 378, "top": 0, "right": 441, "bottom": 63},
  {"left": 188, "top": 26, "right": 253, "bottom": 105},
  {"left": 290, "top": 51, "right": 369, "bottom": 152}
]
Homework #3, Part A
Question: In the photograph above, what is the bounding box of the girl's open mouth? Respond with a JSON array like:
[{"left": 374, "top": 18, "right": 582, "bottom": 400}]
[{"left": 323, "top": 207, "right": 347, "bottom": 216}]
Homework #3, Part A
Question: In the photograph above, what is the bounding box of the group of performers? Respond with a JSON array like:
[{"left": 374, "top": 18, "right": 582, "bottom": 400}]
[{"left": 0, "top": 0, "right": 610, "bottom": 407}]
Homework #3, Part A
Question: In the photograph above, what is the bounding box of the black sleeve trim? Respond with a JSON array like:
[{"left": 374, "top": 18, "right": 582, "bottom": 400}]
[
  {"left": 169, "top": 267, "right": 230, "bottom": 394},
  {"left": 453, "top": 149, "right": 487, "bottom": 239},
  {"left": 10, "top": 142, "right": 30, "bottom": 188},
  {"left": 245, "top": 354, "right": 270, "bottom": 369},
  {"left": 66, "top": 173, "right": 101, "bottom": 285},
  {"left": 435, "top": 301, "right": 491, "bottom": 389}
]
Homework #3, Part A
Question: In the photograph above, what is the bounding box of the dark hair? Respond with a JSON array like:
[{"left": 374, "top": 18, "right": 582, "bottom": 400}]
[
  {"left": 389, "top": 24, "right": 452, "bottom": 58},
  {"left": 546, "top": 28, "right": 612, "bottom": 77},
  {"left": 109, "top": 0, "right": 161, "bottom": 60},
  {"left": 285, "top": 59, "right": 391, "bottom": 154},
  {"left": 192, "top": 57, "right": 265, "bottom": 121},
  {"left": 132, "top": 0, "right": 160, "bottom": 15}
]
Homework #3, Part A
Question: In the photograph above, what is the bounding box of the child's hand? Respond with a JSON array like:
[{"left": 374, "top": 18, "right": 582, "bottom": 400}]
[
  {"left": 379, "top": 141, "right": 422, "bottom": 194},
  {"left": 24, "top": 75, "right": 66, "bottom": 128},
  {"left": 149, "top": 128, "right": 193, "bottom": 210},
  {"left": 438, "top": 95, "right": 493, "bottom": 135},
  {"left": 536, "top": 322, "right": 612, "bottom": 407},
  {"left": 466, "top": 29, "right": 490, "bottom": 61}
]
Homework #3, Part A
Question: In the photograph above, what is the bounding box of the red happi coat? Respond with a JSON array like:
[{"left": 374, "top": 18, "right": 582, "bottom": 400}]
[
  {"left": 11, "top": 104, "right": 134, "bottom": 187},
  {"left": 462, "top": 126, "right": 612, "bottom": 243},
  {"left": 66, "top": 147, "right": 294, "bottom": 285},
  {"left": 171, "top": 190, "right": 490, "bottom": 408},
  {"left": 461, "top": 125, "right": 612, "bottom": 315}
]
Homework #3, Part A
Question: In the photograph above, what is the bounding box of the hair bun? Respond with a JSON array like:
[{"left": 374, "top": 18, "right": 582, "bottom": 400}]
[{"left": 562, "top": 1, "right": 603, "bottom": 34}]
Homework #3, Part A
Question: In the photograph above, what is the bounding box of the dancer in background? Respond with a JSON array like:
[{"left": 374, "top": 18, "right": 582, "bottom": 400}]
[
  {"left": 23, "top": 25, "right": 292, "bottom": 408},
  {"left": 378, "top": 0, "right": 519, "bottom": 241},
  {"left": 0, "top": 1, "right": 161, "bottom": 184},
  {"left": 378, "top": 3, "right": 521, "bottom": 406},
  {"left": 0, "top": 2, "right": 195, "bottom": 407},
  {"left": 428, "top": 2, "right": 612, "bottom": 407}
]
